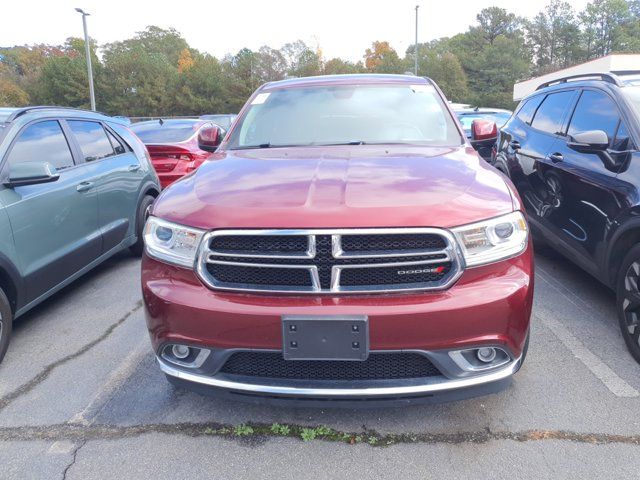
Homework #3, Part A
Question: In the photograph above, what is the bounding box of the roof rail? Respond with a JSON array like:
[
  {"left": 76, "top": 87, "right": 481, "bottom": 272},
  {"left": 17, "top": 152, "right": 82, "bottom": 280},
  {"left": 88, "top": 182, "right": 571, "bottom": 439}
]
[
  {"left": 6, "top": 106, "right": 106, "bottom": 123},
  {"left": 536, "top": 73, "right": 624, "bottom": 91}
]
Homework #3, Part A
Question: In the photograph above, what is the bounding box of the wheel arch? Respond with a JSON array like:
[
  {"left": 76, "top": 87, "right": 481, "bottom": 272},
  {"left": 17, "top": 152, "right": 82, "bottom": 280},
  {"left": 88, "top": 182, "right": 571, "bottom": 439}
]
[
  {"left": 0, "top": 255, "right": 22, "bottom": 315},
  {"left": 606, "top": 221, "right": 640, "bottom": 287}
]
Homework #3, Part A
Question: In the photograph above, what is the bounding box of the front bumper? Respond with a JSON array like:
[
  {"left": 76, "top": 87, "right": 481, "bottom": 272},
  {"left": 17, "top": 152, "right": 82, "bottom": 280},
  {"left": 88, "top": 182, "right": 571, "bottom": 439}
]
[
  {"left": 157, "top": 351, "right": 523, "bottom": 403},
  {"left": 142, "top": 244, "right": 533, "bottom": 401}
]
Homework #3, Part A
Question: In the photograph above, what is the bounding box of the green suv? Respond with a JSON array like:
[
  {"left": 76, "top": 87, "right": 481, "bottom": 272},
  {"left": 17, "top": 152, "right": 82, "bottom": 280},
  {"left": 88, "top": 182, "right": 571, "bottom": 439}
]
[{"left": 0, "top": 107, "right": 161, "bottom": 361}]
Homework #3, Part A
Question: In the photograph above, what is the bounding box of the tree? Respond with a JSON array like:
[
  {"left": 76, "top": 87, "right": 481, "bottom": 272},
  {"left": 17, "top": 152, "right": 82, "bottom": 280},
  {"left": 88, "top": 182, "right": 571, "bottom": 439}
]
[
  {"left": 475, "top": 7, "right": 522, "bottom": 45},
  {"left": 323, "top": 58, "right": 364, "bottom": 75},
  {"left": 364, "top": 41, "right": 404, "bottom": 73},
  {"left": 0, "top": 63, "right": 30, "bottom": 106},
  {"left": 254, "top": 46, "right": 288, "bottom": 83},
  {"left": 579, "top": 0, "right": 632, "bottom": 59},
  {"left": 177, "top": 48, "right": 195, "bottom": 73},
  {"left": 281, "top": 40, "right": 322, "bottom": 77},
  {"left": 31, "top": 37, "right": 102, "bottom": 109},
  {"left": 220, "top": 48, "right": 258, "bottom": 112},
  {"left": 527, "top": 1, "right": 582, "bottom": 71}
]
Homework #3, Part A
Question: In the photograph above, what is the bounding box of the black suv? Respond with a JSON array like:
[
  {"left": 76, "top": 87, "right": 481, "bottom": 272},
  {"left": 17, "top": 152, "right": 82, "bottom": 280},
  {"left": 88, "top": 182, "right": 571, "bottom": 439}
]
[{"left": 494, "top": 73, "right": 640, "bottom": 362}]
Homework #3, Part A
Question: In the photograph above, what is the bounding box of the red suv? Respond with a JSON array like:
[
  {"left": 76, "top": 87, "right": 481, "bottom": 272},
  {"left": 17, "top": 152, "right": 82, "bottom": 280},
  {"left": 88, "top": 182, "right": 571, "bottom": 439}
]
[{"left": 142, "top": 74, "right": 533, "bottom": 404}]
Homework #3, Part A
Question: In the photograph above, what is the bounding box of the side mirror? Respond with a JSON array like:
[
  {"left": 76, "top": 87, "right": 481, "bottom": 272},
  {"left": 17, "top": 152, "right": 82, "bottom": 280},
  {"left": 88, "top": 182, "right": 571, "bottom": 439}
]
[
  {"left": 568, "top": 130, "right": 609, "bottom": 152},
  {"left": 4, "top": 162, "right": 60, "bottom": 187},
  {"left": 471, "top": 119, "right": 498, "bottom": 142},
  {"left": 198, "top": 126, "right": 223, "bottom": 152}
]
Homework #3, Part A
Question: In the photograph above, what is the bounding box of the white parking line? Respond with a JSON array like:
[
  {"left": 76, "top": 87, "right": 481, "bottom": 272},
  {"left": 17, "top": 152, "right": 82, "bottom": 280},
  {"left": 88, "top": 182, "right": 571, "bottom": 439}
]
[
  {"left": 49, "top": 336, "right": 149, "bottom": 454},
  {"left": 70, "top": 336, "right": 150, "bottom": 426},
  {"left": 535, "top": 269, "right": 639, "bottom": 398}
]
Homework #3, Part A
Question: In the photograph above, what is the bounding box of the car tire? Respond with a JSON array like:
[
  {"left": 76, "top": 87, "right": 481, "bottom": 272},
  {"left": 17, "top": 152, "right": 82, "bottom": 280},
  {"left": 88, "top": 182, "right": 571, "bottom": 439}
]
[
  {"left": 0, "top": 287, "right": 13, "bottom": 364},
  {"left": 616, "top": 244, "right": 640, "bottom": 364},
  {"left": 129, "top": 194, "right": 155, "bottom": 257}
]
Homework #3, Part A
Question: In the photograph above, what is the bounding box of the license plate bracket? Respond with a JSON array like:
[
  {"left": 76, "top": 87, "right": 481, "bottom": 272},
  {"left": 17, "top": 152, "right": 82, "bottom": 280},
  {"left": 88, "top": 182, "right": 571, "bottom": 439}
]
[{"left": 282, "top": 315, "right": 369, "bottom": 361}]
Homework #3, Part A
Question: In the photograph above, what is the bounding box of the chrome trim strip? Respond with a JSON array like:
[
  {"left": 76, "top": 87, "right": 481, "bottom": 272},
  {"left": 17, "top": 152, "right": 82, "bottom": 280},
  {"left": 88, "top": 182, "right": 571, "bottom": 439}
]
[
  {"left": 158, "top": 355, "right": 521, "bottom": 397},
  {"left": 196, "top": 228, "right": 465, "bottom": 294}
]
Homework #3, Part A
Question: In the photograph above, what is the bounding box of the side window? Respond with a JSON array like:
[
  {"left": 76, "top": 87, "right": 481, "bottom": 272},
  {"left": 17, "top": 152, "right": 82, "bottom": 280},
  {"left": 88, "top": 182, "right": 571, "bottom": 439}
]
[
  {"left": 105, "top": 129, "right": 126, "bottom": 155},
  {"left": 611, "top": 121, "right": 634, "bottom": 151},
  {"left": 531, "top": 91, "right": 575, "bottom": 135},
  {"left": 568, "top": 90, "right": 620, "bottom": 142},
  {"left": 67, "top": 120, "right": 115, "bottom": 162},
  {"left": 516, "top": 95, "right": 544, "bottom": 124},
  {"left": 5, "top": 120, "right": 75, "bottom": 170}
]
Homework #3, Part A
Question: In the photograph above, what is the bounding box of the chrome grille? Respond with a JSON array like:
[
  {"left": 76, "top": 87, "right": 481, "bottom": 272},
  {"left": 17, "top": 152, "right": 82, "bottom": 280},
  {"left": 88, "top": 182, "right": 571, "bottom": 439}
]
[{"left": 196, "top": 229, "right": 463, "bottom": 294}]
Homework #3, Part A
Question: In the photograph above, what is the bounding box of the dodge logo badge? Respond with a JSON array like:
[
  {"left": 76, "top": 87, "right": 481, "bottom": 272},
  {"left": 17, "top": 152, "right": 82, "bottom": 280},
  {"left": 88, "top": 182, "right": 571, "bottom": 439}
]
[{"left": 397, "top": 266, "right": 445, "bottom": 275}]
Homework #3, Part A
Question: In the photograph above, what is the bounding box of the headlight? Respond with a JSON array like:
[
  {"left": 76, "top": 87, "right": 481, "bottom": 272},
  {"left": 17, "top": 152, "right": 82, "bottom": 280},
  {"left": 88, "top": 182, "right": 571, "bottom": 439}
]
[
  {"left": 451, "top": 211, "right": 528, "bottom": 267},
  {"left": 144, "top": 217, "right": 205, "bottom": 267}
]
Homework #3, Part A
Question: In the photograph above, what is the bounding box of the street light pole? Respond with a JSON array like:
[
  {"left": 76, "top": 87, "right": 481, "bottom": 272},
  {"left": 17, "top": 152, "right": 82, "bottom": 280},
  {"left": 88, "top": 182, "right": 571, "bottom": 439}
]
[
  {"left": 414, "top": 5, "right": 419, "bottom": 76},
  {"left": 75, "top": 8, "right": 96, "bottom": 111}
]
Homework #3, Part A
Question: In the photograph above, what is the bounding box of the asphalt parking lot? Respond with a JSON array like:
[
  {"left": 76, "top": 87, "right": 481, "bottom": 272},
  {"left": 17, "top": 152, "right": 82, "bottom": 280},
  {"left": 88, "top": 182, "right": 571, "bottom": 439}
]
[{"left": 1, "top": 248, "right": 640, "bottom": 479}]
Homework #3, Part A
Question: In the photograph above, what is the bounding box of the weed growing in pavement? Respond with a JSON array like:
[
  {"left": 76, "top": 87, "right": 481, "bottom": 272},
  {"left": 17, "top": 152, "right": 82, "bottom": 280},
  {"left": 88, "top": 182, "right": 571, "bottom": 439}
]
[
  {"left": 233, "top": 424, "right": 254, "bottom": 436},
  {"left": 270, "top": 423, "right": 291, "bottom": 436}
]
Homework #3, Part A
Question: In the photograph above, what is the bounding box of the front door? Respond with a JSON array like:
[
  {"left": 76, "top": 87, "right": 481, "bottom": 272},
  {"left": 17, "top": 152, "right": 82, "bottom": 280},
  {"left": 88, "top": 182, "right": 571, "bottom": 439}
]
[
  {"left": 0, "top": 120, "right": 101, "bottom": 304},
  {"left": 514, "top": 90, "right": 577, "bottom": 235},
  {"left": 543, "top": 89, "right": 630, "bottom": 274}
]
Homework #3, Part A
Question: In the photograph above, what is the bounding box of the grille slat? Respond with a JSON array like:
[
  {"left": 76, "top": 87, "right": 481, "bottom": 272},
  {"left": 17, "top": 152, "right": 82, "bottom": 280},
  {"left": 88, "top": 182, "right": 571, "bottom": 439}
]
[
  {"left": 220, "top": 352, "right": 441, "bottom": 380},
  {"left": 341, "top": 233, "right": 446, "bottom": 253},
  {"left": 199, "top": 229, "right": 461, "bottom": 293},
  {"left": 210, "top": 235, "right": 309, "bottom": 256}
]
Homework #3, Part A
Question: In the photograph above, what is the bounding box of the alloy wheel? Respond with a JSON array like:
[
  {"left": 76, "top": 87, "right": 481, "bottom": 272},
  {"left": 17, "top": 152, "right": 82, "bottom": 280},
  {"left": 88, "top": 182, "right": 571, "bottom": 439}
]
[{"left": 622, "top": 261, "right": 640, "bottom": 345}]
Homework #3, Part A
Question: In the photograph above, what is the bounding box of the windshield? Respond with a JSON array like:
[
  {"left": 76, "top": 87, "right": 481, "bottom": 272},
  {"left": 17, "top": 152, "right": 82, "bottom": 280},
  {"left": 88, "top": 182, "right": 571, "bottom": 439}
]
[
  {"left": 130, "top": 120, "right": 201, "bottom": 144},
  {"left": 457, "top": 112, "right": 512, "bottom": 130},
  {"left": 226, "top": 84, "right": 463, "bottom": 149},
  {"left": 201, "top": 115, "right": 235, "bottom": 130},
  {"left": 624, "top": 86, "right": 640, "bottom": 120}
]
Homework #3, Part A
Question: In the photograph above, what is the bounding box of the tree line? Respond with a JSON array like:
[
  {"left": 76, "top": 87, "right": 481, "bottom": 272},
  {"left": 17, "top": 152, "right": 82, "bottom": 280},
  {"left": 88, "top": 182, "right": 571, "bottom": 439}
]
[{"left": 1, "top": 0, "right": 640, "bottom": 115}]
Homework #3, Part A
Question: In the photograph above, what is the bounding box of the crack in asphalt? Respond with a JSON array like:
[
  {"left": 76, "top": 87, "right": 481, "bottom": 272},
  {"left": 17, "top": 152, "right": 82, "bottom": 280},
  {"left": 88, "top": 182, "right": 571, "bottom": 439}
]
[
  {"left": 1, "top": 422, "right": 639, "bottom": 447},
  {"left": 0, "top": 301, "right": 143, "bottom": 413},
  {"left": 60, "top": 440, "right": 85, "bottom": 480}
]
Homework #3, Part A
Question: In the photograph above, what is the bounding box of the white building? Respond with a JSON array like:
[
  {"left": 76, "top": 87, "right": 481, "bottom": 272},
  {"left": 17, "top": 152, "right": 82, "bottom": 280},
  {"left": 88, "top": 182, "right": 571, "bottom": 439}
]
[{"left": 513, "top": 54, "right": 640, "bottom": 101}]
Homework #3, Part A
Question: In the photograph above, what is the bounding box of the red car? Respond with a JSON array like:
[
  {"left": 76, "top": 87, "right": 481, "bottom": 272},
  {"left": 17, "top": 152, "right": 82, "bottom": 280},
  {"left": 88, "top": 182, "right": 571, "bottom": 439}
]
[
  {"left": 142, "top": 75, "right": 534, "bottom": 404},
  {"left": 130, "top": 119, "right": 222, "bottom": 189}
]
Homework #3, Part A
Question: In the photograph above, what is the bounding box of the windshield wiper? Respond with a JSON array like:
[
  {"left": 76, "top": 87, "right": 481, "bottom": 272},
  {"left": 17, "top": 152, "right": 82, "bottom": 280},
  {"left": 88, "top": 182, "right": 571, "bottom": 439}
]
[
  {"left": 232, "top": 143, "right": 272, "bottom": 150},
  {"left": 312, "top": 141, "right": 365, "bottom": 146}
]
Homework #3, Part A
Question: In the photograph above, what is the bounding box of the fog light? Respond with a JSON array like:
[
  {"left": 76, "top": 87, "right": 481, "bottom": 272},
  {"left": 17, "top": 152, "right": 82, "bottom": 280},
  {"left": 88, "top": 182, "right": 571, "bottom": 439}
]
[
  {"left": 477, "top": 347, "right": 497, "bottom": 363},
  {"left": 172, "top": 344, "right": 190, "bottom": 359}
]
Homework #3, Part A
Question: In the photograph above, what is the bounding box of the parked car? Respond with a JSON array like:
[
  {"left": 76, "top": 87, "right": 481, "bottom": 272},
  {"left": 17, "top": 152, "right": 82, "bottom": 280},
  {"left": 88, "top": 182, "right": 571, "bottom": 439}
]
[
  {"left": 454, "top": 107, "right": 512, "bottom": 161},
  {"left": 199, "top": 114, "right": 237, "bottom": 131},
  {"left": 0, "top": 106, "right": 161, "bottom": 362},
  {"left": 494, "top": 72, "right": 640, "bottom": 362},
  {"left": 130, "top": 119, "right": 222, "bottom": 189},
  {"left": 142, "top": 74, "right": 533, "bottom": 404}
]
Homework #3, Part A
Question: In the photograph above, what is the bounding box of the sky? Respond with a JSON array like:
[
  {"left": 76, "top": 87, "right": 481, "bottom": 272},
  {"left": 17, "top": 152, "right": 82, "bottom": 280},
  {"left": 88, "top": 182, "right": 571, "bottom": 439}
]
[{"left": 2, "top": 0, "right": 592, "bottom": 61}]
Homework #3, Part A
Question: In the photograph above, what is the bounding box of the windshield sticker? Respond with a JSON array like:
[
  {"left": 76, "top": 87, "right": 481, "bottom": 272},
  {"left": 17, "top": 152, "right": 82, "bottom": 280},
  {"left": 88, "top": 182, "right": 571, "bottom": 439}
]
[{"left": 251, "top": 92, "right": 271, "bottom": 105}]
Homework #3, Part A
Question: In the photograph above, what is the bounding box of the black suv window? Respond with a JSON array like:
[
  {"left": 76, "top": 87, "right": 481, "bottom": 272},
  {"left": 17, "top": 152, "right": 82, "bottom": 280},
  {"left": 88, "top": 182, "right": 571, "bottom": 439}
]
[
  {"left": 531, "top": 91, "right": 575, "bottom": 135},
  {"left": 68, "top": 120, "right": 115, "bottom": 162},
  {"left": 568, "top": 90, "right": 620, "bottom": 141},
  {"left": 516, "top": 95, "right": 544, "bottom": 124},
  {"left": 6, "top": 120, "right": 75, "bottom": 170},
  {"left": 611, "top": 121, "right": 634, "bottom": 151}
]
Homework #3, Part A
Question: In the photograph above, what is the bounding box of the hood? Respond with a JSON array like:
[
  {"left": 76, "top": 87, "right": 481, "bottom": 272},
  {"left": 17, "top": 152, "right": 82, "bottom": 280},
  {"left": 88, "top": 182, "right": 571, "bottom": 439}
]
[{"left": 153, "top": 145, "right": 515, "bottom": 230}]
